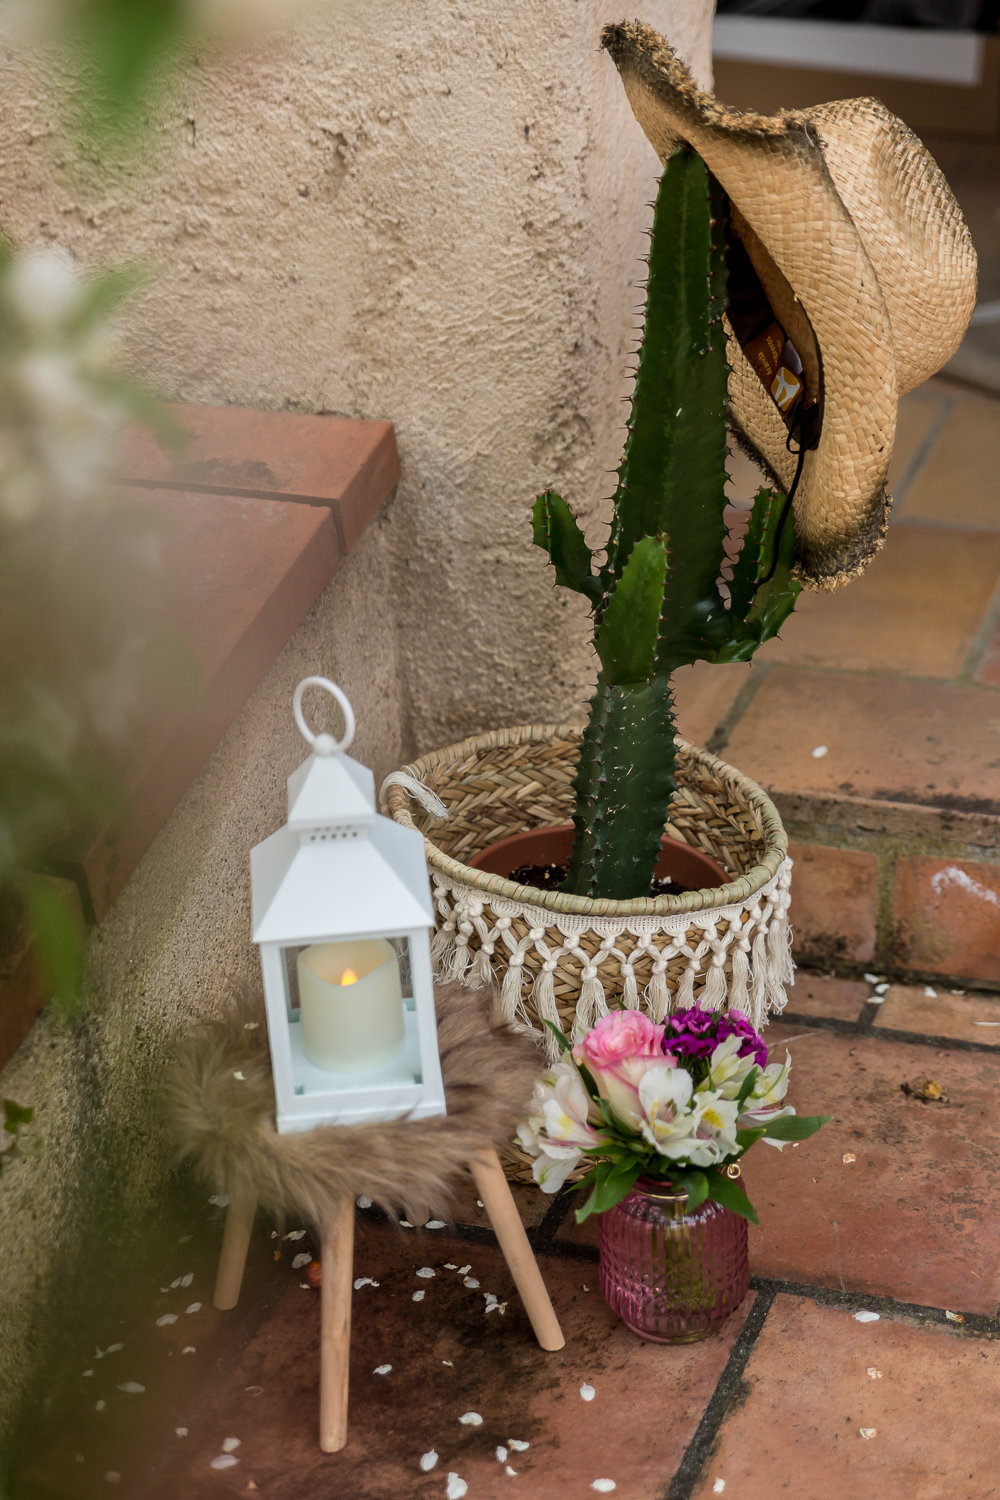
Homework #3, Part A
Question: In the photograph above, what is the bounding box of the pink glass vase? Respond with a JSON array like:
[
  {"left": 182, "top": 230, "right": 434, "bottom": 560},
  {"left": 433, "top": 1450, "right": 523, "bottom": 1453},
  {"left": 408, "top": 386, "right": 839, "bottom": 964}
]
[{"left": 598, "top": 1179, "right": 749, "bottom": 1343}]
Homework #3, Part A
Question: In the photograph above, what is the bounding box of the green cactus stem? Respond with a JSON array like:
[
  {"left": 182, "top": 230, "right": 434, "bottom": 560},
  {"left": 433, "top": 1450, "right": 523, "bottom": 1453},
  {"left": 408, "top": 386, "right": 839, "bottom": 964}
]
[{"left": 532, "top": 148, "right": 801, "bottom": 899}]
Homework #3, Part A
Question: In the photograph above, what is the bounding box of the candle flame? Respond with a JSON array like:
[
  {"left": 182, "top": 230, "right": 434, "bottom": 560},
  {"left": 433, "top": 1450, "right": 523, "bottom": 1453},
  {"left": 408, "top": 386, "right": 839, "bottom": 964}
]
[{"left": 339, "top": 968, "right": 359, "bottom": 987}]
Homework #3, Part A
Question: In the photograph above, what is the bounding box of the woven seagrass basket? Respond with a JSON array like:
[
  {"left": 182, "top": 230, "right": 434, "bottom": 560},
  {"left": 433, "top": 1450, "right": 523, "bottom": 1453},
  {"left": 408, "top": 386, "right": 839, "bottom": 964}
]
[{"left": 383, "top": 724, "right": 793, "bottom": 1062}]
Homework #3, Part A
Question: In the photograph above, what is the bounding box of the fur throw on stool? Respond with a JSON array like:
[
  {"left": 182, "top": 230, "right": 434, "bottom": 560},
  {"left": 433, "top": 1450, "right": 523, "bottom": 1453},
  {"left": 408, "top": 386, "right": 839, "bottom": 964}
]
[{"left": 167, "top": 982, "right": 541, "bottom": 1228}]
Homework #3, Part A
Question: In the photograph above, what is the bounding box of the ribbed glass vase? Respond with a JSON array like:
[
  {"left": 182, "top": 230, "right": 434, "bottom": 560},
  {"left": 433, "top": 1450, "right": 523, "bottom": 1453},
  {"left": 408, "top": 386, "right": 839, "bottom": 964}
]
[{"left": 598, "top": 1179, "right": 749, "bottom": 1343}]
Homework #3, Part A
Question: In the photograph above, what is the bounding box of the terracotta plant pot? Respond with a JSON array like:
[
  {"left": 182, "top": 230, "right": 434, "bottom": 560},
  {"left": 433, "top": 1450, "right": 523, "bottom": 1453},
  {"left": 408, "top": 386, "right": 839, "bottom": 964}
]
[{"left": 468, "top": 824, "right": 728, "bottom": 894}]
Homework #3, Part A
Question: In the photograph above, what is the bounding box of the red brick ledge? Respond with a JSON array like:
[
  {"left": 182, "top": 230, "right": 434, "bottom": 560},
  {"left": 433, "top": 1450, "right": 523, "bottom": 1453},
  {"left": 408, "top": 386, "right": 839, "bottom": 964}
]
[{"left": 2, "top": 406, "right": 399, "bottom": 1071}]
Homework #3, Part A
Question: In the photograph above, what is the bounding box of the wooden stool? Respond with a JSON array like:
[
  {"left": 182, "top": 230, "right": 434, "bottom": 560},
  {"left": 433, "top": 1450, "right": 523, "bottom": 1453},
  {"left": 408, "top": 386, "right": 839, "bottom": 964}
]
[
  {"left": 170, "top": 982, "right": 564, "bottom": 1454},
  {"left": 213, "top": 1146, "right": 563, "bottom": 1452}
]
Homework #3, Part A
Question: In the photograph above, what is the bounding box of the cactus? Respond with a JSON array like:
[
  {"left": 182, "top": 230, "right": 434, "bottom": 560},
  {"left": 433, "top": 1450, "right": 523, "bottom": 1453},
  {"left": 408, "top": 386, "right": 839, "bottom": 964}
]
[{"left": 532, "top": 148, "right": 801, "bottom": 899}]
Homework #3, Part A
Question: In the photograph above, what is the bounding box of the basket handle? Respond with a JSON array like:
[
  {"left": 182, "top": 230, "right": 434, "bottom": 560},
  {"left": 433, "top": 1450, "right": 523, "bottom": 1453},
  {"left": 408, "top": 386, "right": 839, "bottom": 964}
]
[{"left": 379, "top": 771, "right": 449, "bottom": 823}]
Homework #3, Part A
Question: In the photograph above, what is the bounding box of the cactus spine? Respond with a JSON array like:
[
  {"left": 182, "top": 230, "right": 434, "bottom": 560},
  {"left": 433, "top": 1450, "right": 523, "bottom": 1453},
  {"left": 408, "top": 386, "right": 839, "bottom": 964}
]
[{"left": 532, "top": 148, "right": 800, "bottom": 899}]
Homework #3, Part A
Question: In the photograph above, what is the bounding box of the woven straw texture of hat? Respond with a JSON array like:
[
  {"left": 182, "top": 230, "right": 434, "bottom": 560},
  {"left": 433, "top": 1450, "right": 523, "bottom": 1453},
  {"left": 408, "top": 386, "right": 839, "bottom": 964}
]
[
  {"left": 601, "top": 20, "right": 977, "bottom": 591},
  {"left": 383, "top": 726, "right": 793, "bottom": 1070}
]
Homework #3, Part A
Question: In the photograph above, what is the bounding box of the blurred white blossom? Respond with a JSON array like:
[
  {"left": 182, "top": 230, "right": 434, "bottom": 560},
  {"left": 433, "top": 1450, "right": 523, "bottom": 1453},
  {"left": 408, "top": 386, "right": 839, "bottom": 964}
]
[{"left": 0, "top": 248, "right": 132, "bottom": 524}]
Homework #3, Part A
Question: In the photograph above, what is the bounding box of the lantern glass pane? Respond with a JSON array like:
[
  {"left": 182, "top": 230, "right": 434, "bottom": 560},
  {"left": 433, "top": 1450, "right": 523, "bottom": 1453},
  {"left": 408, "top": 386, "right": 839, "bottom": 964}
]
[{"left": 276, "top": 934, "right": 420, "bottom": 1093}]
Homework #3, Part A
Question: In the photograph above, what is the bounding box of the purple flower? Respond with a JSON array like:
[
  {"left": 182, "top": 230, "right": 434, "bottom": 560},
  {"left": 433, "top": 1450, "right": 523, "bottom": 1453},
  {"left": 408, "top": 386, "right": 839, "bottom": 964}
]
[
  {"left": 662, "top": 1005, "right": 719, "bottom": 1062},
  {"left": 662, "top": 1004, "right": 768, "bottom": 1068},
  {"left": 715, "top": 1012, "right": 768, "bottom": 1068}
]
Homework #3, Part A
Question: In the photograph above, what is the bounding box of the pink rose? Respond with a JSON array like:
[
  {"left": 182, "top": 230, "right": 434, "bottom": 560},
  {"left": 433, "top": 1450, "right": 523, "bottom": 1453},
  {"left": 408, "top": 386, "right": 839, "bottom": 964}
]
[{"left": 573, "top": 1011, "right": 672, "bottom": 1131}]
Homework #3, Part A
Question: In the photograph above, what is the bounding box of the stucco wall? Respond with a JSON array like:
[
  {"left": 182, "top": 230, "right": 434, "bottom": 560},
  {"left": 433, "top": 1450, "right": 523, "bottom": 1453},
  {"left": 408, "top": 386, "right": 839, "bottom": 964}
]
[{"left": 0, "top": 0, "right": 714, "bottom": 1461}]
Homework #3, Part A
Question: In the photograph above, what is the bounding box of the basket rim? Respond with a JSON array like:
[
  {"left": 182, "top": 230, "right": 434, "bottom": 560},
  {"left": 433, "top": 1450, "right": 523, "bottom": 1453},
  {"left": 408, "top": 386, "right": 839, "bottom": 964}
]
[{"left": 385, "top": 722, "right": 788, "bottom": 918}]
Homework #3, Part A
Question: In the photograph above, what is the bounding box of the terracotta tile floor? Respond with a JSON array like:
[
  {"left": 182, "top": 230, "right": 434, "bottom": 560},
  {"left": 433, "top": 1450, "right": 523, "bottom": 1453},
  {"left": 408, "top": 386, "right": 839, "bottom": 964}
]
[{"left": 13, "top": 976, "right": 1000, "bottom": 1500}]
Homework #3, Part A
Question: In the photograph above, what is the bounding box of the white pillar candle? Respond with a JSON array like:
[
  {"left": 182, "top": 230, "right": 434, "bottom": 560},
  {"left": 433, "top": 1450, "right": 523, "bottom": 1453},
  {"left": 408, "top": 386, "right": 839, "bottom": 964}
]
[{"left": 297, "top": 938, "right": 405, "bottom": 1073}]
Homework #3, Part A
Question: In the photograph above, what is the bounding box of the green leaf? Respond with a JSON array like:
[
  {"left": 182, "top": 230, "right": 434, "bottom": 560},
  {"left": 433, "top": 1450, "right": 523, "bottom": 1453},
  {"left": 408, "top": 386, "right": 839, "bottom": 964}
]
[
  {"left": 593, "top": 536, "right": 669, "bottom": 683},
  {"left": 735, "top": 1066, "right": 759, "bottom": 1109},
  {"left": 759, "top": 1113, "right": 831, "bottom": 1142},
  {"left": 735, "top": 1127, "right": 768, "bottom": 1152},
  {"left": 532, "top": 491, "right": 602, "bottom": 605},
  {"left": 668, "top": 1169, "right": 709, "bottom": 1211},
  {"left": 3, "top": 1099, "right": 35, "bottom": 1134},
  {"left": 705, "top": 1171, "right": 759, "bottom": 1224},
  {"left": 542, "top": 1018, "right": 573, "bottom": 1054},
  {"left": 20, "top": 875, "right": 86, "bottom": 1022},
  {"left": 574, "top": 1157, "right": 645, "bottom": 1223}
]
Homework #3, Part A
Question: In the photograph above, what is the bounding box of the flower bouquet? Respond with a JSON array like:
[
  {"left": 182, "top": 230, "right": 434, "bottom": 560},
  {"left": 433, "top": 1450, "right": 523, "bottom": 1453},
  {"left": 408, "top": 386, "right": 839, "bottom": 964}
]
[{"left": 518, "top": 1006, "right": 828, "bottom": 1341}]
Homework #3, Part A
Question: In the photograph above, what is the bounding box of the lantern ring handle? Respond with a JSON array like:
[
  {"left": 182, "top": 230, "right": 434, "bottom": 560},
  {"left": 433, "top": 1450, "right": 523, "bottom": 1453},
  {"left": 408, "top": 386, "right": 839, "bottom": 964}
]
[{"left": 292, "top": 677, "right": 355, "bottom": 756}]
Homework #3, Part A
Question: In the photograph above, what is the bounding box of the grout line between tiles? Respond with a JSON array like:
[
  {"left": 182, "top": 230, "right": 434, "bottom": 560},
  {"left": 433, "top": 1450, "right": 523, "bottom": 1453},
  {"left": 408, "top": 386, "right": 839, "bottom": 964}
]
[
  {"left": 706, "top": 662, "right": 773, "bottom": 755},
  {"left": 890, "top": 393, "right": 955, "bottom": 507},
  {"left": 958, "top": 569, "right": 1000, "bottom": 681},
  {"left": 777, "top": 1008, "right": 1000, "bottom": 1054},
  {"left": 748, "top": 1275, "right": 1000, "bottom": 1338},
  {"left": 661, "top": 1286, "right": 777, "bottom": 1500}
]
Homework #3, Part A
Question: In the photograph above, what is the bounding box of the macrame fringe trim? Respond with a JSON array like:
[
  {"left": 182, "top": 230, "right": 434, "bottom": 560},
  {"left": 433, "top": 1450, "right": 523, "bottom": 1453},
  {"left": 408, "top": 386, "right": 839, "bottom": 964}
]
[{"left": 429, "top": 858, "right": 795, "bottom": 1058}]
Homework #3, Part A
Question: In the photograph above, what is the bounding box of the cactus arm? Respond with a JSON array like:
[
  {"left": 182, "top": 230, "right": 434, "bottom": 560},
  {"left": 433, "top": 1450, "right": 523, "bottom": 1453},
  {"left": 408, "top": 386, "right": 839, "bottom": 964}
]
[
  {"left": 726, "top": 485, "right": 780, "bottom": 621},
  {"left": 532, "top": 490, "right": 603, "bottom": 605},
  {"left": 715, "top": 489, "right": 802, "bottom": 661},
  {"left": 562, "top": 675, "right": 678, "bottom": 900},
  {"left": 594, "top": 535, "right": 669, "bottom": 681}
]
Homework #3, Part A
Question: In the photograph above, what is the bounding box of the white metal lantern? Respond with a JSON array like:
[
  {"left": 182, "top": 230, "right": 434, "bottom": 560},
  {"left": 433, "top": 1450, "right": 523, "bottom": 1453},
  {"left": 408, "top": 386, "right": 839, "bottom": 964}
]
[{"left": 251, "top": 676, "right": 446, "bottom": 1133}]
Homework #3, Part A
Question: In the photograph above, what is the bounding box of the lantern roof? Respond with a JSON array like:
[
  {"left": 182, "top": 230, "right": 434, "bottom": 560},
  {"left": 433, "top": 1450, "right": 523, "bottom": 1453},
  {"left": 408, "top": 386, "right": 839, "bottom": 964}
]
[
  {"left": 250, "top": 676, "right": 435, "bottom": 945},
  {"left": 286, "top": 747, "right": 375, "bottom": 831}
]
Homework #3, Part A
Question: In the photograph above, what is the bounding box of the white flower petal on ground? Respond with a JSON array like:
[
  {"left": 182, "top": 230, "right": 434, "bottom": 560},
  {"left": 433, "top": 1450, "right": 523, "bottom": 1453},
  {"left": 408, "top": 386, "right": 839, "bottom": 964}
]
[
  {"left": 373, "top": 1365, "right": 392, "bottom": 1376},
  {"left": 416, "top": 1267, "right": 436, "bottom": 1278},
  {"left": 291, "top": 1254, "right": 311, "bottom": 1270},
  {"left": 412, "top": 1290, "right": 425, "bottom": 1302},
  {"left": 116, "top": 1383, "right": 145, "bottom": 1394},
  {"left": 508, "top": 1439, "right": 529, "bottom": 1451},
  {"left": 463, "top": 1277, "right": 480, "bottom": 1289},
  {"left": 592, "top": 1482, "right": 617, "bottom": 1493},
  {"left": 175, "top": 1427, "right": 188, "bottom": 1437},
  {"left": 155, "top": 1315, "right": 178, "bottom": 1326},
  {"left": 496, "top": 1446, "right": 508, "bottom": 1462},
  {"left": 185, "top": 1304, "right": 202, "bottom": 1315},
  {"left": 357, "top": 1195, "right": 373, "bottom": 1209},
  {"left": 210, "top": 1454, "right": 239, "bottom": 1469},
  {"left": 854, "top": 1310, "right": 880, "bottom": 1323},
  {"left": 458, "top": 1412, "right": 483, "bottom": 1426},
  {"left": 579, "top": 1383, "right": 595, "bottom": 1401},
  {"left": 180, "top": 1273, "right": 194, "bottom": 1287},
  {"left": 419, "top": 1450, "right": 438, "bottom": 1472},
  {"left": 445, "top": 1474, "right": 469, "bottom": 1499},
  {"left": 221, "top": 1438, "right": 240, "bottom": 1452},
  {"left": 354, "top": 1277, "right": 380, "bottom": 1290},
  {"left": 104, "top": 1473, "right": 121, "bottom": 1485},
  {"left": 425, "top": 1220, "right": 446, "bottom": 1229}
]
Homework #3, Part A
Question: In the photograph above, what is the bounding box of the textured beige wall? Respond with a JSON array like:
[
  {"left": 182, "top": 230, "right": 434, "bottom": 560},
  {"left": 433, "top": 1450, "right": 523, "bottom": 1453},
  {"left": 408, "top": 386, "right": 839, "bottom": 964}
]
[{"left": 0, "top": 0, "right": 714, "bottom": 1457}]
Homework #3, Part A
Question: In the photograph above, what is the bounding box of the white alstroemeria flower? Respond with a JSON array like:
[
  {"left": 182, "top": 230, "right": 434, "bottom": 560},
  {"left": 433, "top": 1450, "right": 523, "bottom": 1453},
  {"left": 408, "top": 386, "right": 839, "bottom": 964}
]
[
  {"left": 529, "top": 1144, "right": 585, "bottom": 1194},
  {"left": 516, "top": 1062, "right": 607, "bottom": 1193},
  {"left": 637, "top": 1065, "right": 698, "bottom": 1159},
  {"left": 738, "top": 1051, "right": 796, "bottom": 1147},
  {"left": 705, "top": 1035, "right": 759, "bottom": 1099},
  {"left": 683, "top": 1090, "right": 741, "bottom": 1166}
]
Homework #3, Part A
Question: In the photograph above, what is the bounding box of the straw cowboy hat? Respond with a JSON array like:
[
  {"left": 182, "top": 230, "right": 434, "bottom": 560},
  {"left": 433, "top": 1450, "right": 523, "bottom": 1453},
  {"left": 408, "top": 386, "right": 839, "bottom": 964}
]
[{"left": 602, "top": 20, "right": 977, "bottom": 589}]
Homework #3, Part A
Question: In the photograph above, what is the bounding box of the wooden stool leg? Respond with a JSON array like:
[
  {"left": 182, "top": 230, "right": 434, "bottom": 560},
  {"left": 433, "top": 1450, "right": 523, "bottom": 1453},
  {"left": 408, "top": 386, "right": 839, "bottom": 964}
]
[
  {"left": 319, "top": 1191, "right": 355, "bottom": 1453},
  {"left": 470, "top": 1148, "right": 565, "bottom": 1351},
  {"left": 213, "top": 1191, "right": 256, "bottom": 1311}
]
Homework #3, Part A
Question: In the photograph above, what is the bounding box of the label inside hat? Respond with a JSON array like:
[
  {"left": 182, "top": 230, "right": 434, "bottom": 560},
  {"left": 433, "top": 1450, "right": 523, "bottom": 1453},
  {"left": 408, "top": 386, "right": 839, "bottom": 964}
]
[{"left": 743, "top": 322, "right": 804, "bottom": 415}]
